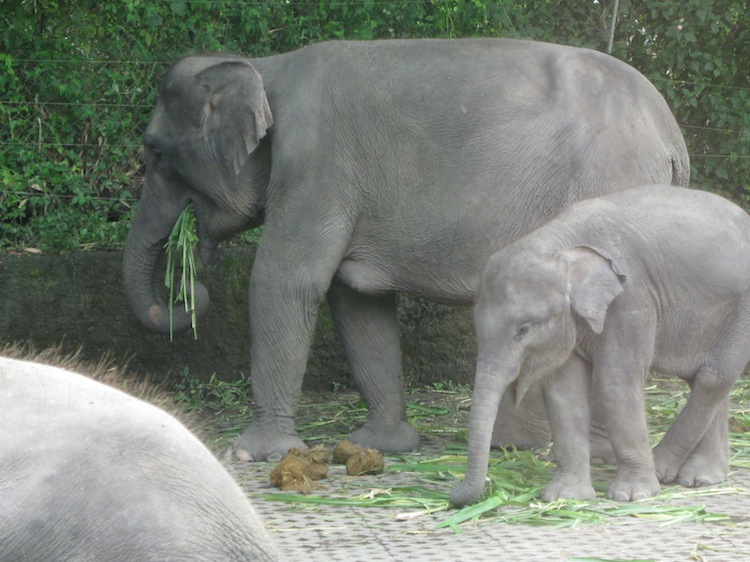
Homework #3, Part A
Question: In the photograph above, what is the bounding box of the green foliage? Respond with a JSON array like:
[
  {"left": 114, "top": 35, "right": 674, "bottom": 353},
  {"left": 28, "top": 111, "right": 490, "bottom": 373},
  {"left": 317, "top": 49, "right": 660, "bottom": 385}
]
[
  {"left": 617, "top": 1, "right": 750, "bottom": 195},
  {"left": 173, "top": 368, "right": 254, "bottom": 414},
  {"left": 1, "top": 1, "right": 748, "bottom": 253}
]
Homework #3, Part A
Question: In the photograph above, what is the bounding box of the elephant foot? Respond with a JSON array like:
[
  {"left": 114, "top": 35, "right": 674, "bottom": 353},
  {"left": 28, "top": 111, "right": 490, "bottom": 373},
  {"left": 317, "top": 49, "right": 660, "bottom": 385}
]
[
  {"left": 655, "top": 451, "right": 728, "bottom": 488},
  {"left": 607, "top": 469, "right": 661, "bottom": 501},
  {"left": 348, "top": 419, "right": 419, "bottom": 453},
  {"left": 232, "top": 423, "right": 306, "bottom": 462},
  {"left": 652, "top": 442, "right": 685, "bottom": 485},
  {"left": 541, "top": 474, "right": 595, "bottom": 501},
  {"left": 675, "top": 458, "right": 727, "bottom": 488},
  {"left": 653, "top": 433, "right": 729, "bottom": 487}
]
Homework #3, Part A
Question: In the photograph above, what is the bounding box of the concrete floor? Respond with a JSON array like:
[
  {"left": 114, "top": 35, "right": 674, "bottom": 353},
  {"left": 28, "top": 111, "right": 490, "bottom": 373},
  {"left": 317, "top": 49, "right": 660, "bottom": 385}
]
[{"left": 227, "top": 395, "right": 750, "bottom": 562}]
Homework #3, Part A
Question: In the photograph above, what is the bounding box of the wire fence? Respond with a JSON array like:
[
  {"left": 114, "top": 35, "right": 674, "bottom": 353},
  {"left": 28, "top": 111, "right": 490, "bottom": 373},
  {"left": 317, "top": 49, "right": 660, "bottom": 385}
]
[{"left": 3, "top": 58, "right": 748, "bottom": 184}]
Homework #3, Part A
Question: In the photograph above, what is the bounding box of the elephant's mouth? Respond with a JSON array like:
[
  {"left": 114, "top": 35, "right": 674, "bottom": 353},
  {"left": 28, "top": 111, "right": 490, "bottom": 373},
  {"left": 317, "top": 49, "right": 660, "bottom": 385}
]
[
  {"left": 193, "top": 204, "right": 265, "bottom": 266},
  {"left": 217, "top": 203, "right": 266, "bottom": 241}
]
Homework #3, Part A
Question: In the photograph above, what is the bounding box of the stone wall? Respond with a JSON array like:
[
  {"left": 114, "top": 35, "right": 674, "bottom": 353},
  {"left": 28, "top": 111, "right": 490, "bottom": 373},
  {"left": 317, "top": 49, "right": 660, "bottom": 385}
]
[{"left": 0, "top": 248, "right": 476, "bottom": 390}]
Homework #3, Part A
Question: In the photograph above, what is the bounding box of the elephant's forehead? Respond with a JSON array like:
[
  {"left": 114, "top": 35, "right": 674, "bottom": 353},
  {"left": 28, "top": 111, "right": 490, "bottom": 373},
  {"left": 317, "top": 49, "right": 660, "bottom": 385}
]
[
  {"left": 161, "top": 57, "right": 214, "bottom": 97},
  {"left": 170, "top": 56, "right": 211, "bottom": 76},
  {"left": 492, "top": 264, "right": 566, "bottom": 317},
  {"left": 158, "top": 62, "right": 210, "bottom": 118},
  {"left": 493, "top": 258, "right": 562, "bottom": 295},
  {"left": 162, "top": 62, "right": 199, "bottom": 94},
  {"left": 506, "top": 279, "right": 564, "bottom": 311},
  {"left": 166, "top": 54, "right": 245, "bottom": 86}
]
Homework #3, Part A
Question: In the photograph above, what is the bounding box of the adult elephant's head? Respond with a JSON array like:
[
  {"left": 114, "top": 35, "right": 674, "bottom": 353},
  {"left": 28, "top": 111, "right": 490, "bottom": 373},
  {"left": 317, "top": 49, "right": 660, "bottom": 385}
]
[{"left": 124, "top": 55, "right": 273, "bottom": 333}]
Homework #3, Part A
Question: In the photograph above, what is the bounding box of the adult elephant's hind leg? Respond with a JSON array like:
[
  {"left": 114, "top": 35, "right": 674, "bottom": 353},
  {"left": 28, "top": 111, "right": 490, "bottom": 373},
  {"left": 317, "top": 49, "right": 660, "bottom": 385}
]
[{"left": 327, "top": 282, "right": 419, "bottom": 452}]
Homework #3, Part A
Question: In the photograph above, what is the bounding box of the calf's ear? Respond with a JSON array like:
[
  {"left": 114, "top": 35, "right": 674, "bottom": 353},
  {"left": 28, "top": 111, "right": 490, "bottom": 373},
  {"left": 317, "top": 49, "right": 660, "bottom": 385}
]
[{"left": 556, "top": 246, "right": 626, "bottom": 334}]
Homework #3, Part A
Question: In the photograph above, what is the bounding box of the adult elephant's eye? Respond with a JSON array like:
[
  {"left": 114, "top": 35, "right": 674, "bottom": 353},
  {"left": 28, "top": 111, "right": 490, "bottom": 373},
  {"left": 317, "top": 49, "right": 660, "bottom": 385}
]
[
  {"left": 514, "top": 322, "right": 532, "bottom": 341},
  {"left": 145, "top": 145, "right": 162, "bottom": 168}
]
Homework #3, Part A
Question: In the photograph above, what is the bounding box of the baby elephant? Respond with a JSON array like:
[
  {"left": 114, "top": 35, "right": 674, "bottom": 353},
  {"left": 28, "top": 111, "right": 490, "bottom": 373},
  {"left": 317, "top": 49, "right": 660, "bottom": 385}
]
[
  {"left": 0, "top": 353, "right": 278, "bottom": 561},
  {"left": 451, "top": 185, "right": 750, "bottom": 507}
]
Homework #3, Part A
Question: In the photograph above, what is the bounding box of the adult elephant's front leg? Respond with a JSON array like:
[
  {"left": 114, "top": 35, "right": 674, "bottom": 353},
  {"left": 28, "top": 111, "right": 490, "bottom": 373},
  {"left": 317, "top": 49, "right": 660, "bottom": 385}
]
[
  {"left": 327, "top": 282, "right": 419, "bottom": 452},
  {"left": 232, "top": 227, "right": 347, "bottom": 461},
  {"left": 653, "top": 374, "right": 734, "bottom": 486},
  {"left": 232, "top": 276, "right": 314, "bottom": 461}
]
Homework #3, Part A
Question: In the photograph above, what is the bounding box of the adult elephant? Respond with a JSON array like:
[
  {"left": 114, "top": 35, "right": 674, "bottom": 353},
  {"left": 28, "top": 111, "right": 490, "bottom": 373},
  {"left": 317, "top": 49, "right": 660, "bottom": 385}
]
[{"left": 123, "top": 38, "right": 689, "bottom": 461}]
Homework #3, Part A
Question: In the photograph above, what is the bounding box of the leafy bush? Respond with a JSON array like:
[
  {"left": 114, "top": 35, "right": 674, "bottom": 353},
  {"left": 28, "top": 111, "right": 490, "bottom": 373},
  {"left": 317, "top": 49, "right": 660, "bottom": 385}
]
[
  {"left": 619, "top": 0, "right": 750, "bottom": 197},
  {"left": 1, "top": 1, "right": 748, "bottom": 253}
]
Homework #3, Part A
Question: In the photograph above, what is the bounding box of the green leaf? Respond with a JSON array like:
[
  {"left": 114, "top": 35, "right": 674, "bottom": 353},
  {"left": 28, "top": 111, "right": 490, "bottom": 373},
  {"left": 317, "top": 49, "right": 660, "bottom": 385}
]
[{"left": 171, "top": 2, "right": 187, "bottom": 16}]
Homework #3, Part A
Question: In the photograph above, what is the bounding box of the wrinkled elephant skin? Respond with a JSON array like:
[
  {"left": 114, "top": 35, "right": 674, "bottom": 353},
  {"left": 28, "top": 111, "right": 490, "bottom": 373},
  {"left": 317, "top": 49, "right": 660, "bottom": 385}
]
[
  {"left": 0, "top": 356, "right": 278, "bottom": 561},
  {"left": 122, "top": 38, "right": 690, "bottom": 461},
  {"left": 452, "top": 185, "right": 750, "bottom": 507}
]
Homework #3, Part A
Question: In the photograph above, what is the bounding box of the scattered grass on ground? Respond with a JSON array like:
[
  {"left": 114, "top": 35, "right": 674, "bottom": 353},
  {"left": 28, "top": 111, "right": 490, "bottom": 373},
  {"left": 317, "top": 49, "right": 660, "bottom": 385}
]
[
  {"left": 170, "top": 366, "right": 750, "bottom": 530},
  {"left": 264, "top": 447, "right": 749, "bottom": 532},
  {"left": 260, "top": 376, "right": 750, "bottom": 531}
]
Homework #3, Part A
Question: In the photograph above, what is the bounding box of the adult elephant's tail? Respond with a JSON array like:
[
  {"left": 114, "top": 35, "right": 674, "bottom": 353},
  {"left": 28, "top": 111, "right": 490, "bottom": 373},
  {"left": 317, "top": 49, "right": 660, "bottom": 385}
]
[
  {"left": 666, "top": 119, "right": 691, "bottom": 187},
  {"left": 671, "top": 146, "right": 691, "bottom": 187}
]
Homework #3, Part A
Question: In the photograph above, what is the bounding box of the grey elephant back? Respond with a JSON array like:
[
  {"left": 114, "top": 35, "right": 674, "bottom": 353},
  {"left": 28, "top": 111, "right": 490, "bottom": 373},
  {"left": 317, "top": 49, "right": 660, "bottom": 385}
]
[
  {"left": 257, "top": 38, "right": 689, "bottom": 191},
  {"left": 0, "top": 356, "right": 278, "bottom": 562},
  {"left": 252, "top": 39, "right": 689, "bottom": 298}
]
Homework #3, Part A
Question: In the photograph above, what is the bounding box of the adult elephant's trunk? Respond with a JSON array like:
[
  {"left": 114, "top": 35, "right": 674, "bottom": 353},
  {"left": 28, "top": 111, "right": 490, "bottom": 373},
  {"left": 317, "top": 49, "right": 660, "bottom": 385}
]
[
  {"left": 450, "top": 353, "right": 519, "bottom": 507},
  {"left": 122, "top": 187, "right": 209, "bottom": 335}
]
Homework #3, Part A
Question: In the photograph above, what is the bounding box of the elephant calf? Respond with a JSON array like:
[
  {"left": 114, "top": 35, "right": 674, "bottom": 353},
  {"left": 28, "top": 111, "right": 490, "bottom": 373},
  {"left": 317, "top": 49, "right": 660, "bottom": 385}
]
[
  {"left": 451, "top": 185, "right": 750, "bottom": 507},
  {"left": 0, "top": 353, "right": 278, "bottom": 561}
]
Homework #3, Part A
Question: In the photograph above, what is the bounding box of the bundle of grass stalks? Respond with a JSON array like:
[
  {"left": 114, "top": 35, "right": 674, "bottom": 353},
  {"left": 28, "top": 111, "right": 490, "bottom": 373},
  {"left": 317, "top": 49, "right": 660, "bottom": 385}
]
[{"left": 164, "top": 204, "right": 199, "bottom": 340}]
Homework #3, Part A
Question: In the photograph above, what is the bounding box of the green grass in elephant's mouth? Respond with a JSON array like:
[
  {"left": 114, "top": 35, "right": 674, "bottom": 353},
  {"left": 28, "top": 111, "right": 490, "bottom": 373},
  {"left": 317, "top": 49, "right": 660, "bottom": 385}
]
[{"left": 164, "top": 203, "right": 199, "bottom": 340}]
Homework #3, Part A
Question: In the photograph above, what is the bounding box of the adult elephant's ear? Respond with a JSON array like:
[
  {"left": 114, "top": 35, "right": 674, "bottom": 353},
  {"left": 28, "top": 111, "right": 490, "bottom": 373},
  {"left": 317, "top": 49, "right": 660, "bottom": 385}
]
[
  {"left": 557, "top": 246, "right": 626, "bottom": 334},
  {"left": 197, "top": 60, "right": 273, "bottom": 177}
]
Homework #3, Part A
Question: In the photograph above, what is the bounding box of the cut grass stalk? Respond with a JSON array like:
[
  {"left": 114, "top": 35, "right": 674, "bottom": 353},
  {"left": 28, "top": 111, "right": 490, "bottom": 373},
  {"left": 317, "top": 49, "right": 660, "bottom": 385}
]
[{"left": 164, "top": 204, "right": 199, "bottom": 340}]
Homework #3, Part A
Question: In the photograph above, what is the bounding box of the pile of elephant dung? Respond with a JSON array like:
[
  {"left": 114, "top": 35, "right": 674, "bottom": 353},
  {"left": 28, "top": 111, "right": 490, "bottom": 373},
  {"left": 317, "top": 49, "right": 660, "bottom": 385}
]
[
  {"left": 270, "top": 442, "right": 386, "bottom": 492},
  {"left": 334, "top": 440, "right": 385, "bottom": 476},
  {"left": 270, "top": 445, "right": 330, "bottom": 493}
]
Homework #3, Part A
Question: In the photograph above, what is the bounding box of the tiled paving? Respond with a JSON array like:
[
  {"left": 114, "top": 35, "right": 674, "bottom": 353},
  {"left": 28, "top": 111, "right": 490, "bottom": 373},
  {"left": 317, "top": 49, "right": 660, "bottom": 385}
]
[
  {"left": 225, "top": 392, "right": 750, "bottom": 562},
  {"left": 232, "top": 458, "right": 750, "bottom": 562}
]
